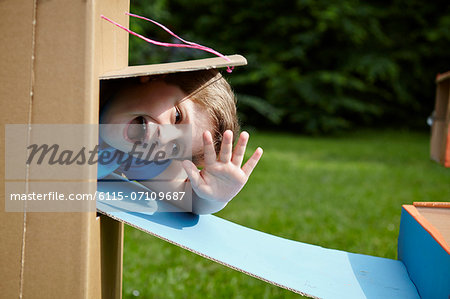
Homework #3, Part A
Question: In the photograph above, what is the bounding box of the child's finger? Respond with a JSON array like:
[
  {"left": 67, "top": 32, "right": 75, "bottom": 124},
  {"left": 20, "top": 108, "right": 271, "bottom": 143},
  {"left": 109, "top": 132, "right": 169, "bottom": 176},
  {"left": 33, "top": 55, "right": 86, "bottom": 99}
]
[
  {"left": 219, "top": 130, "right": 233, "bottom": 163},
  {"left": 231, "top": 131, "right": 249, "bottom": 167},
  {"left": 203, "top": 131, "right": 217, "bottom": 166},
  {"left": 242, "top": 147, "right": 263, "bottom": 177},
  {"left": 181, "top": 160, "right": 201, "bottom": 189}
]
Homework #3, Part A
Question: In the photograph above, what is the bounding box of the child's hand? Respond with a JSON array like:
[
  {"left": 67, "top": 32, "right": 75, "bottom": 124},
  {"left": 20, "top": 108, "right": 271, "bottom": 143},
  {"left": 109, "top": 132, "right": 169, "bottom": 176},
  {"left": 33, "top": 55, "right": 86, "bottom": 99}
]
[{"left": 181, "top": 130, "right": 263, "bottom": 203}]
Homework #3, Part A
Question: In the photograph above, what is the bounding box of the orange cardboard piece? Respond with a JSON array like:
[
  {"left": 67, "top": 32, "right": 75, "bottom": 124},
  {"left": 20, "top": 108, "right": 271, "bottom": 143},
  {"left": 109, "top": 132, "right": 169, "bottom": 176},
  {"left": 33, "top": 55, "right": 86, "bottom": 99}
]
[
  {"left": 413, "top": 202, "right": 450, "bottom": 208},
  {"left": 403, "top": 203, "right": 450, "bottom": 255}
]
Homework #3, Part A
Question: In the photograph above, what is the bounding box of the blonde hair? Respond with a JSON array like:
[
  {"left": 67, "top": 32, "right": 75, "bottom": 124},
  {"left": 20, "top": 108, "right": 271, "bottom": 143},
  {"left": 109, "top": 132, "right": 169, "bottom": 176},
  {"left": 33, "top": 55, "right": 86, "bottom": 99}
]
[{"left": 163, "top": 69, "right": 240, "bottom": 165}]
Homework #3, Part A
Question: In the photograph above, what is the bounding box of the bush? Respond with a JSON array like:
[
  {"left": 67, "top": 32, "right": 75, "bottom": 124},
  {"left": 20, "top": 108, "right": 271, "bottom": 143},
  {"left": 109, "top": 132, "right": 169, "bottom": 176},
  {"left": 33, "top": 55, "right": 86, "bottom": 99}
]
[{"left": 129, "top": 0, "right": 450, "bottom": 134}]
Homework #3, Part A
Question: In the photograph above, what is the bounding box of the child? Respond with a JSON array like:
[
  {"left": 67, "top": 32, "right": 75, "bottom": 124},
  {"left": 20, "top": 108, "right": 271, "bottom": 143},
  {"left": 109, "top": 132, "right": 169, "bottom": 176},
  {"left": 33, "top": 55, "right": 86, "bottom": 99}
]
[{"left": 99, "top": 69, "right": 263, "bottom": 214}]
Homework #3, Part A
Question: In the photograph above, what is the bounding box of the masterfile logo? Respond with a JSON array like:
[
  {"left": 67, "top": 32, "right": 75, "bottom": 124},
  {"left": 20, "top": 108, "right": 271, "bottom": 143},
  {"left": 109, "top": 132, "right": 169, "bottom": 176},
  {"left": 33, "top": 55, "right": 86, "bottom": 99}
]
[{"left": 4, "top": 124, "right": 193, "bottom": 212}]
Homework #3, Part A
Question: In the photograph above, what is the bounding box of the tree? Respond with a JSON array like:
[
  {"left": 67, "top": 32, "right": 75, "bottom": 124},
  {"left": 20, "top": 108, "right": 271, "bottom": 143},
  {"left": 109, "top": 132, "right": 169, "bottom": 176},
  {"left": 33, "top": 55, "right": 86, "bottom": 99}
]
[{"left": 129, "top": 0, "right": 450, "bottom": 133}]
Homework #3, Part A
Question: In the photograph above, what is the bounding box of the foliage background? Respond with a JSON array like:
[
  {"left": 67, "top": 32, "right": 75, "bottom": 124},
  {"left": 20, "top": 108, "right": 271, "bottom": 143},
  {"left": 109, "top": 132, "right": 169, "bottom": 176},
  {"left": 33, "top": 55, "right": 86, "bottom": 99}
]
[{"left": 129, "top": 0, "right": 450, "bottom": 134}]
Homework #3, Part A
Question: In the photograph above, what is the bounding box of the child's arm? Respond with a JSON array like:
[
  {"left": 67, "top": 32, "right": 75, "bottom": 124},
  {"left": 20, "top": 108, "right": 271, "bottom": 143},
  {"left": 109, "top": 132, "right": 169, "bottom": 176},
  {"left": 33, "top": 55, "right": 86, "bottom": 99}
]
[{"left": 140, "top": 130, "right": 263, "bottom": 214}]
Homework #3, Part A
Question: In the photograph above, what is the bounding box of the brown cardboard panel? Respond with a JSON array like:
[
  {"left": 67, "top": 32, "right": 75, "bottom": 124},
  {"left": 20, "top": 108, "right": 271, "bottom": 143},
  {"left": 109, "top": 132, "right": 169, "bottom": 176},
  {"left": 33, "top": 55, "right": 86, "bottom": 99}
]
[
  {"left": 5, "top": 125, "right": 100, "bottom": 181},
  {"left": 1, "top": 0, "right": 129, "bottom": 298},
  {"left": 436, "top": 71, "right": 450, "bottom": 83},
  {"left": 2, "top": 0, "right": 130, "bottom": 297},
  {"left": 21, "top": 0, "right": 97, "bottom": 295},
  {"left": 100, "top": 55, "right": 247, "bottom": 80},
  {"left": 0, "top": 0, "right": 34, "bottom": 298},
  {"left": 434, "top": 78, "right": 449, "bottom": 121},
  {"left": 92, "top": 0, "right": 130, "bottom": 127},
  {"left": 18, "top": 212, "right": 102, "bottom": 298},
  {"left": 22, "top": 213, "right": 88, "bottom": 298},
  {"left": 95, "top": 0, "right": 130, "bottom": 76},
  {"left": 0, "top": 182, "right": 26, "bottom": 299},
  {"left": 29, "top": 0, "right": 129, "bottom": 123},
  {"left": 416, "top": 207, "right": 450, "bottom": 247},
  {"left": 431, "top": 73, "right": 450, "bottom": 166},
  {"left": 88, "top": 216, "right": 102, "bottom": 299},
  {"left": 94, "top": 2, "right": 129, "bottom": 298},
  {"left": 101, "top": 216, "right": 124, "bottom": 299},
  {"left": 32, "top": 0, "right": 89, "bottom": 125},
  {"left": 430, "top": 120, "right": 448, "bottom": 163},
  {"left": 0, "top": 0, "right": 33, "bottom": 124},
  {"left": 19, "top": 0, "right": 128, "bottom": 297}
]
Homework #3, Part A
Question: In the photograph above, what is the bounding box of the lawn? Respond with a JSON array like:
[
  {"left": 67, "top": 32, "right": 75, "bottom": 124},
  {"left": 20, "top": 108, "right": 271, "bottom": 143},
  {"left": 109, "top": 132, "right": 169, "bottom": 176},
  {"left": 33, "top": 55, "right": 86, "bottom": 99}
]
[{"left": 122, "top": 130, "right": 450, "bottom": 298}]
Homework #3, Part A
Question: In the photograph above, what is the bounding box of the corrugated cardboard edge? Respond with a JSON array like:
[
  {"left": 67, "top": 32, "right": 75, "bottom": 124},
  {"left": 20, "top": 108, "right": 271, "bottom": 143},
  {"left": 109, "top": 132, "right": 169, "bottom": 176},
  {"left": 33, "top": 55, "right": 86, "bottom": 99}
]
[
  {"left": 99, "top": 55, "right": 247, "bottom": 80},
  {"left": 97, "top": 210, "right": 317, "bottom": 299},
  {"left": 402, "top": 204, "right": 450, "bottom": 254},
  {"left": 100, "top": 215, "right": 124, "bottom": 299},
  {"left": 94, "top": 1, "right": 130, "bottom": 298}
]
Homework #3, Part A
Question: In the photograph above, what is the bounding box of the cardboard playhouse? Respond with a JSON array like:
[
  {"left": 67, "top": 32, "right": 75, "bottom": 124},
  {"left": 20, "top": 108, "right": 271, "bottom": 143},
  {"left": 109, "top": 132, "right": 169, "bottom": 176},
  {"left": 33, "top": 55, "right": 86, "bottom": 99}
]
[
  {"left": 431, "top": 71, "right": 450, "bottom": 167},
  {"left": 1, "top": 1, "right": 449, "bottom": 298}
]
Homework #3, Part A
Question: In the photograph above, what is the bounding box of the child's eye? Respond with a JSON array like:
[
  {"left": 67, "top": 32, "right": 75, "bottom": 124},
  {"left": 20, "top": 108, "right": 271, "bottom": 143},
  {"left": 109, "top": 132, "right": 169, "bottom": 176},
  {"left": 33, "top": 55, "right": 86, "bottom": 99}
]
[
  {"left": 171, "top": 142, "right": 180, "bottom": 156},
  {"left": 175, "top": 107, "right": 182, "bottom": 124}
]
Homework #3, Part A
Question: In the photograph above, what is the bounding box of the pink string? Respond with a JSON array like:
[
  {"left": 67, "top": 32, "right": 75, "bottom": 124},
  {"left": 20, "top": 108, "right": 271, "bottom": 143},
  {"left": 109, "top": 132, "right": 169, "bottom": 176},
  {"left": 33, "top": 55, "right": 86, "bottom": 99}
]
[{"left": 101, "top": 13, "right": 234, "bottom": 73}]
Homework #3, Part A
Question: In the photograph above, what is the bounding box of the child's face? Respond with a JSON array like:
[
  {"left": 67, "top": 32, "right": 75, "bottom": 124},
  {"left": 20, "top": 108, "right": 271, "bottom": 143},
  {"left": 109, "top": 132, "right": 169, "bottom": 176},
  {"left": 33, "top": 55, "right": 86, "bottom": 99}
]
[{"left": 100, "top": 80, "right": 211, "bottom": 161}]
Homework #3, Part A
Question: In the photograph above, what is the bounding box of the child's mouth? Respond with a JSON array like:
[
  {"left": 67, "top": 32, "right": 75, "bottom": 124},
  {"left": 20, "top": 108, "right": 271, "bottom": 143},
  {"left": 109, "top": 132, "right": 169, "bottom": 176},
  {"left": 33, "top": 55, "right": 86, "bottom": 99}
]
[{"left": 125, "top": 116, "right": 148, "bottom": 143}]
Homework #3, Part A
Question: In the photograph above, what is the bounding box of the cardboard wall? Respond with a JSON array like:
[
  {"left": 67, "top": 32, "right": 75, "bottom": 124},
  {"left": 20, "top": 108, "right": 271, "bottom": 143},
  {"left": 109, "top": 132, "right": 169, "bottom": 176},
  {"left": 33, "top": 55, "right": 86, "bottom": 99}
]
[
  {"left": 431, "top": 72, "right": 450, "bottom": 167},
  {"left": 1, "top": 0, "right": 129, "bottom": 297},
  {"left": 0, "top": 1, "right": 33, "bottom": 297}
]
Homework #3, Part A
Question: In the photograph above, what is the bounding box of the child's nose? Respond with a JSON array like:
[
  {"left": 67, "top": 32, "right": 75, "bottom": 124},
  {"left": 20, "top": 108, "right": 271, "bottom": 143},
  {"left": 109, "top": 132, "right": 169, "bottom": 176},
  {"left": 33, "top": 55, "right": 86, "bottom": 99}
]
[{"left": 157, "top": 125, "right": 182, "bottom": 145}]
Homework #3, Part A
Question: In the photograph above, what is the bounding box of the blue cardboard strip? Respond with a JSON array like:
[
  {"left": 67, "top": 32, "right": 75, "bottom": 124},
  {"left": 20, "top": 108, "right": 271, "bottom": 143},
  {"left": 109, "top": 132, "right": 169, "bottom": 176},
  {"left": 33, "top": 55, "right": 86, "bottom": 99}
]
[
  {"left": 98, "top": 178, "right": 419, "bottom": 299},
  {"left": 398, "top": 206, "right": 450, "bottom": 299}
]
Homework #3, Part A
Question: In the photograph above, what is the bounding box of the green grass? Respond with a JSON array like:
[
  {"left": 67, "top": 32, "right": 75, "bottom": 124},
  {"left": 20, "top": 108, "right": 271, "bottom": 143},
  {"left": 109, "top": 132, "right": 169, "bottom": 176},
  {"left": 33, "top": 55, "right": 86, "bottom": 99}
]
[{"left": 122, "top": 130, "right": 450, "bottom": 298}]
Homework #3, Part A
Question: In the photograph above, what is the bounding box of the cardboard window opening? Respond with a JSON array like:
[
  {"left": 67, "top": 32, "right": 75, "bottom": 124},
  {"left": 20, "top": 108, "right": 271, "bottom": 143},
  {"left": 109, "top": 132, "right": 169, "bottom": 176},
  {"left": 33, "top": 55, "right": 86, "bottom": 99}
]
[{"left": 97, "top": 55, "right": 247, "bottom": 214}]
